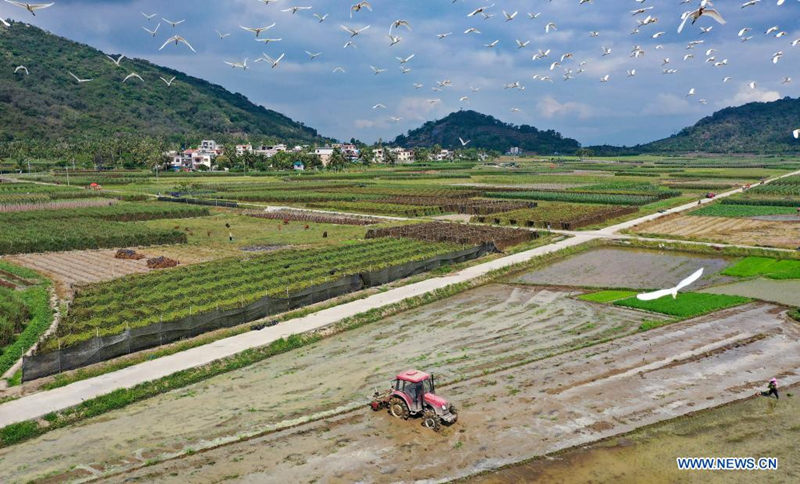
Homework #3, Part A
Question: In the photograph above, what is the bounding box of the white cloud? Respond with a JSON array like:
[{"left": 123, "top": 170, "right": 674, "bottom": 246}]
[
  {"left": 537, "top": 96, "right": 593, "bottom": 120},
  {"left": 643, "top": 93, "right": 699, "bottom": 116},
  {"left": 720, "top": 84, "right": 781, "bottom": 107}
]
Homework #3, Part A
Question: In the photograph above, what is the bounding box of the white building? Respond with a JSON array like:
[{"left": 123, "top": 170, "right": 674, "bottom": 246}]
[
  {"left": 434, "top": 149, "right": 454, "bottom": 161},
  {"left": 314, "top": 147, "right": 334, "bottom": 166},
  {"left": 390, "top": 147, "right": 414, "bottom": 164}
]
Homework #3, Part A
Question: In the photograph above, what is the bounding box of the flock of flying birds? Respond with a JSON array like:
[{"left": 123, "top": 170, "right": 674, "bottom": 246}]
[{"left": 2, "top": 0, "right": 800, "bottom": 137}]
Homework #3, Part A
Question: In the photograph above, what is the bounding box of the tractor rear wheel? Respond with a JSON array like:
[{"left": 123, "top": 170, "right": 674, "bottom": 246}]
[
  {"left": 389, "top": 397, "right": 409, "bottom": 420},
  {"left": 421, "top": 409, "right": 441, "bottom": 431}
]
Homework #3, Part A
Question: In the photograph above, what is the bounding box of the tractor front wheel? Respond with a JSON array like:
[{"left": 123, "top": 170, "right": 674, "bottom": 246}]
[
  {"left": 421, "top": 409, "right": 441, "bottom": 431},
  {"left": 389, "top": 397, "right": 409, "bottom": 420}
]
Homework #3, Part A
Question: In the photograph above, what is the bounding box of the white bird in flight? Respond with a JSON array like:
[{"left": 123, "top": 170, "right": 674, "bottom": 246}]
[
  {"left": 341, "top": 24, "right": 370, "bottom": 37},
  {"left": 314, "top": 13, "right": 328, "bottom": 23},
  {"left": 636, "top": 268, "right": 704, "bottom": 301},
  {"left": 106, "top": 54, "right": 124, "bottom": 67},
  {"left": 4, "top": 1, "right": 54, "bottom": 16},
  {"left": 159, "top": 35, "right": 196, "bottom": 53},
  {"left": 350, "top": 1, "right": 371, "bottom": 18},
  {"left": 225, "top": 58, "right": 248, "bottom": 70},
  {"left": 677, "top": 1, "right": 726, "bottom": 34},
  {"left": 216, "top": 30, "right": 231, "bottom": 39},
  {"left": 467, "top": 4, "right": 494, "bottom": 17},
  {"left": 282, "top": 6, "right": 311, "bottom": 14},
  {"left": 259, "top": 53, "right": 285, "bottom": 68},
  {"left": 793, "top": 129, "right": 800, "bottom": 139},
  {"left": 240, "top": 24, "right": 276, "bottom": 37},
  {"left": 459, "top": 137, "right": 471, "bottom": 146},
  {"left": 14, "top": 65, "right": 28, "bottom": 75},
  {"left": 161, "top": 18, "right": 185, "bottom": 28},
  {"left": 141, "top": 12, "right": 156, "bottom": 21},
  {"left": 160, "top": 76, "right": 176, "bottom": 86},
  {"left": 68, "top": 71, "right": 92, "bottom": 83},
  {"left": 305, "top": 51, "right": 321, "bottom": 60},
  {"left": 142, "top": 24, "right": 160, "bottom": 37},
  {"left": 122, "top": 72, "right": 144, "bottom": 83}
]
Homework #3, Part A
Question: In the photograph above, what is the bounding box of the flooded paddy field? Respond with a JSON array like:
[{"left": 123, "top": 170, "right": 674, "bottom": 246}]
[
  {"left": 513, "top": 247, "right": 733, "bottom": 289},
  {"left": 110, "top": 303, "right": 800, "bottom": 483},
  {"left": 701, "top": 278, "right": 800, "bottom": 307},
  {"left": 470, "top": 384, "right": 799, "bottom": 484},
  {"left": 0, "top": 283, "right": 661, "bottom": 482}
]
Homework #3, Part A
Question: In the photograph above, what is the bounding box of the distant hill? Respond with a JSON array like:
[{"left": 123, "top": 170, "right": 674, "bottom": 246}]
[
  {"left": 392, "top": 110, "right": 580, "bottom": 154},
  {"left": 0, "top": 22, "right": 328, "bottom": 145},
  {"left": 590, "top": 97, "right": 800, "bottom": 155}
]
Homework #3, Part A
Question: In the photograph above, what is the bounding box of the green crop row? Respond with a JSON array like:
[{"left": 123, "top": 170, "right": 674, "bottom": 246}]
[
  {"left": 0, "top": 218, "right": 187, "bottom": 255},
  {"left": 43, "top": 238, "right": 469, "bottom": 351},
  {"left": 485, "top": 190, "right": 661, "bottom": 206},
  {"left": 691, "top": 204, "right": 798, "bottom": 218},
  {"left": 614, "top": 292, "right": 751, "bottom": 318},
  {"left": 721, "top": 198, "right": 800, "bottom": 207},
  {"left": 0, "top": 287, "right": 52, "bottom": 376},
  {"left": 722, "top": 257, "right": 800, "bottom": 279},
  {"left": 306, "top": 201, "right": 444, "bottom": 217},
  {"left": 0, "top": 201, "right": 209, "bottom": 223}
]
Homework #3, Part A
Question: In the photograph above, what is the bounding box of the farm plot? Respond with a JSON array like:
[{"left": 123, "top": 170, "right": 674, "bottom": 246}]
[
  {"left": 373, "top": 197, "right": 536, "bottom": 215},
  {"left": 4, "top": 250, "right": 153, "bottom": 297},
  {"left": 365, "top": 221, "right": 538, "bottom": 250},
  {"left": 243, "top": 209, "right": 382, "bottom": 225},
  {"left": 27, "top": 238, "right": 484, "bottom": 376},
  {"left": 690, "top": 203, "right": 799, "bottom": 218},
  {"left": 472, "top": 201, "right": 637, "bottom": 229},
  {"left": 632, "top": 214, "right": 800, "bottom": 249},
  {"left": 701, "top": 279, "right": 800, "bottom": 307},
  {"left": 514, "top": 247, "right": 733, "bottom": 289},
  {"left": 7, "top": 300, "right": 799, "bottom": 482},
  {"left": 305, "top": 200, "right": 444, "bottom": 217},
  {"left": 485, "top": 190, "right": 672, "bottom": 206},
  {"left": 0, "top": 284, "right": 667, "bottom": 481}
]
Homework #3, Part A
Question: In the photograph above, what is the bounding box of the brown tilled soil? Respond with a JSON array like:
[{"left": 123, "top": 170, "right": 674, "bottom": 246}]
[{"left": 632, "top": 214, "right": 800, "bottom": 249}]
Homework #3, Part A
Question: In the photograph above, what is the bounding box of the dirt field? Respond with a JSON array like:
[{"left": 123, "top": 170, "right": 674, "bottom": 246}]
[
  {"left": 0, "top": 283, "right": 661, "bottom": 482},
  {"left": 3, "top": 248, "right": 219, "bottom": 298},
  {"left": 514, "top": 247, "right": 733, "bottom": 289},
  {"left": 1, "top": 286, "right": 797, "bottom": 482},
  {"left": 471, "top": 384, "right": 799, "bottom": 484},
  {"left": 106, "top": 303, "right": 799, "bottom": 484},
  {"left": 701, "top": 278, "right": 800, "bottom": 307},
  {"left": 632, "top": 214, "right": 800, "bottom": 249}
]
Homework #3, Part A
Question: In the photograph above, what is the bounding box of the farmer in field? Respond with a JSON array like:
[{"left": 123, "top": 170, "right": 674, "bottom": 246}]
[{"left": 759, "top": 378, "right": 779, "bottom": 399}]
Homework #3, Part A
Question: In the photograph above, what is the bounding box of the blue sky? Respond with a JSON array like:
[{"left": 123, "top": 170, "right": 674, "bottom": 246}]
[{"left": 3, "top": 0, "right": 799, "bottom": 145}]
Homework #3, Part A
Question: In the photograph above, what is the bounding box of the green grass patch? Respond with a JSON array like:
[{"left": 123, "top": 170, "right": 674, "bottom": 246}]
[
  {"left": 0, "top": 286, "right": 53, "bottom": 376},
  {"left": 691, "top": 204, "right": 798, "bottom": 218},
  {"left": 722, "top": 257, "right": 800, "bottom": 279},
  {"left": 614, "top": 292, "right": 751, "bottom": 318},
  {"left": 578, "top": 290, "right": 637, "bottom": 303}
]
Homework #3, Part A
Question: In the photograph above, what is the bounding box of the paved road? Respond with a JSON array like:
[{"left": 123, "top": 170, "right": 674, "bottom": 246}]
[{"left": 0, "top": 168, "right": 798, "bottom": 427}]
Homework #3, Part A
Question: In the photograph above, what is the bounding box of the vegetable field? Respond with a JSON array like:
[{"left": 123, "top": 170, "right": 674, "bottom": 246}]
[
  {"left": 722, "top": 257, "right": 800, "bottom": 279},
  {"left": 472, "top": 201, "right": 637, "bottom": 229},
  {"left": 690, "top": 204, "right": 798, "bottom": 218},
  {"left": 305, "top": 201, "right": 444, "bottom": 217},
  {"left": 244, "top": 209, "right": 381, "bottom": 225},
  {"left": 42, "top": 238, "right": 473, "bottom": 351},
  {"left": 485, "top": 190, "right": 666, "bottom": 205},
  {"left": 365, "top": 221, "right": 537, "bottom": 250},
  {"left": 614, "top": 292, "right": 751, "bottom": 318}
]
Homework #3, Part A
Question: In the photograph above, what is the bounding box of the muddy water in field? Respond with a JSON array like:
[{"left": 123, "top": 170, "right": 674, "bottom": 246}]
[
  {"left": 701, "top": 278, "right": 800, "bottom": 307},
  {"left": 0, "top": 284, "right": 661, "bottom": 482},
  {"left": 471, "top": 384, "right": 800, "bottom": 484},
  {"left": 514, "top": 247, "right": 733, "bottom": 289},
  {"left": 112, "top": 303, "right": 800, "bottom": 483}
]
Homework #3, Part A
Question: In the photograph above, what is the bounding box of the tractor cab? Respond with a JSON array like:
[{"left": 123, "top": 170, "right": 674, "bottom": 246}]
[{"left": 393, "top": 369, "right": 436, "bottom": 413}]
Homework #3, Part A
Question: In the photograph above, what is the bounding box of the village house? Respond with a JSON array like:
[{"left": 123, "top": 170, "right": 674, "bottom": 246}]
[
  {"left": 314, "top": 147, "right": 334, "bottom": 166},
  {"left": 169, "top": 140, "right": 223, "bottom": 171}
]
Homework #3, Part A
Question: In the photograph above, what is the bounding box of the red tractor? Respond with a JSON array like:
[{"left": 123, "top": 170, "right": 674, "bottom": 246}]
[{"left": 370, "top": 369, "right": 458, "bottom": 431}]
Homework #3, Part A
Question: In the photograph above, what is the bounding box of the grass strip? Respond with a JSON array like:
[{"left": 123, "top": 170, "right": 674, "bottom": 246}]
[
  {"left": 722, "top": 257, "right": 800, "bottom": 279},
  {"left": 614, "top": 292, "right": 751, "bottom": 318},
  {"left": 578, "top": 290, "right": 637, "bottom": 303},
  {"left": 0, "top": 288, "right": 52, "bottom": 376}
]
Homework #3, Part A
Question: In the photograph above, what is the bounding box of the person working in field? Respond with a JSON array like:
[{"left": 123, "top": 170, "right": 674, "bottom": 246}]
[{"left": 759, "top": 378, "right": 779, "bottom": 399}]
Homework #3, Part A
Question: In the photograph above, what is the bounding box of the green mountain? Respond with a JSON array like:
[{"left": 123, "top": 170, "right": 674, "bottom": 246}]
[
  {"left": 591, "top": 97, "right": 800, "bottom": 155},
  {"left": 392, "top": 110, "right": 580, "bottom": 154},
  {"left": 0, "top": 22, "right": 327, "bottom": 146}
]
